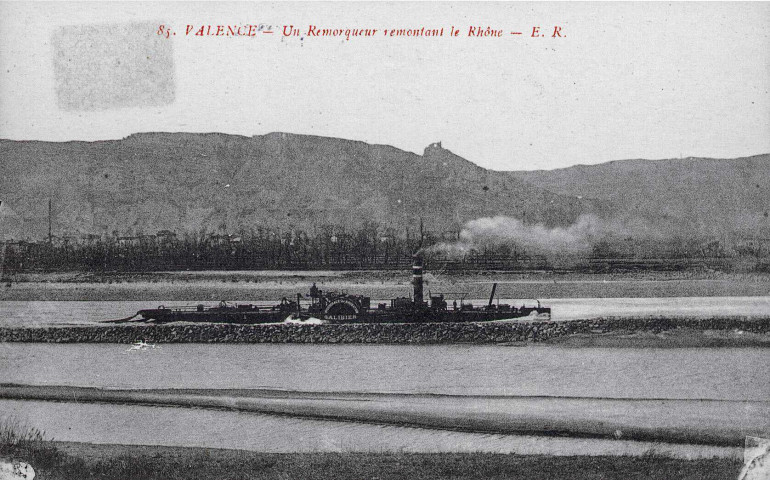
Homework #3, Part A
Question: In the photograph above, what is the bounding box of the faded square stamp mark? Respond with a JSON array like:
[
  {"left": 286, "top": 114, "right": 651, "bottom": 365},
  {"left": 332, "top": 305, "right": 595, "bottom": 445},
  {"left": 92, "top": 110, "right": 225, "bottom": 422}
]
[{"left": 52, "top": 22, "right": 174, "bottom": 111}]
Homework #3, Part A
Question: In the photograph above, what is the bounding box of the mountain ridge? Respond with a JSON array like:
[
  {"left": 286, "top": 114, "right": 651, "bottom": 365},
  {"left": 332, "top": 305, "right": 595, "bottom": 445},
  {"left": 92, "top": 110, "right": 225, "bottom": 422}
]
[
  {"left": 510, "top": 153, "right": 770, "bottom": 235},
  {"left": 1, "top": 132, "right": 766, "bottom": 241},
  {"left": 0, "top": 132, "right": 593, "bottom": 240}
]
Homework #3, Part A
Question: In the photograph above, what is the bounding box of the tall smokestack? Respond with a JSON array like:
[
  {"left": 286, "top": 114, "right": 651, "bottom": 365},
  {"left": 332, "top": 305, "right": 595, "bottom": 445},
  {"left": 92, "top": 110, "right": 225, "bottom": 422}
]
[{"left": 412, "top": 253, "right": 424, "bottom": 305}]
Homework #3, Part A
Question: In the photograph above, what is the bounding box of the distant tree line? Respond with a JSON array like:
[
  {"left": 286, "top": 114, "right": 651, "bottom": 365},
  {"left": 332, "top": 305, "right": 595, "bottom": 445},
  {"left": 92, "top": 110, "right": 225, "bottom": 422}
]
[
  {"left": 3, "top": 222, "right": 431, "bottom": 273},
  {"left": 0, "top": 222, "right": 767, "bottom": 274}
]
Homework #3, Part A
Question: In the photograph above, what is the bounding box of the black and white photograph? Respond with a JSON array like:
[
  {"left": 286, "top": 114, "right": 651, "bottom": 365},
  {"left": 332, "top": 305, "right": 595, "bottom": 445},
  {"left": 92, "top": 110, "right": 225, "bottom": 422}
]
[{"left": 0, "top": 1, "right": 769, "bottom": 479}]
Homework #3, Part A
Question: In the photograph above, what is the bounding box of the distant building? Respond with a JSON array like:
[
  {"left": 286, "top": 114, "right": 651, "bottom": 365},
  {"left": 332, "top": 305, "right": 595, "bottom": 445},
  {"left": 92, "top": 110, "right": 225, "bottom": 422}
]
[
  {"left": 735, "top": 237, "right": 770, "bottom": 256},
  {"left": 441, "top": 230, "right": 461, "bottom": 241},
  {"left": 208, "top": 233, "right": 241, "bottom": 245},
  {"left": 117, "top": 236, "right": 141, "bottom": 247},
  {"left": 156, "top": 230, "right": 178, "bottom": 246},
  {"left": 81, "top": 234, "right": 101, "bottom": 243},
  {"left": 156, "top": 230, "right": 177, "bottom": 239},
  {"left": 138, "top": 234, "right": 157, "bottom": 245}
]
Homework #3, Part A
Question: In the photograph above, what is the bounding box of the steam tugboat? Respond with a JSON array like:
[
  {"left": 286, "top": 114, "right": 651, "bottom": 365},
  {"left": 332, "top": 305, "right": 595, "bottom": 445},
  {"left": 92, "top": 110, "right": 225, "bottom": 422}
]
[{"left": 127, "top": 255, "right": 550, "bottom": 324}]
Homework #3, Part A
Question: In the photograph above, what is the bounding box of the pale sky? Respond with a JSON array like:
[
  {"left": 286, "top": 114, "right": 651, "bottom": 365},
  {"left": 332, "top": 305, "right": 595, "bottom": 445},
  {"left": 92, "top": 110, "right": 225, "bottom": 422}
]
[{"left": 1, "top": 1, "right": 768, "bottom": 170}]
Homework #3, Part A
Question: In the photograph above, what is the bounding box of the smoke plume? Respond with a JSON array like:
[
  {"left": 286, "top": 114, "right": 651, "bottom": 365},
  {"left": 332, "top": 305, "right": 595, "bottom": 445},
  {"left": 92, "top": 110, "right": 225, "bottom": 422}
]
[{"left": 428, "top": 214, "right": 663, "bottom": 256}]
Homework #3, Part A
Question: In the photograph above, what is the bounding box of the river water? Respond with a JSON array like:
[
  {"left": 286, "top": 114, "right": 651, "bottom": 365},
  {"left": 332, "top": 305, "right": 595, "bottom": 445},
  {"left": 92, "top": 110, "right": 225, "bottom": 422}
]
[
  {"left": 1, "top": 290, "right": 767, "bottom": 458},
  {"left": 1, "top": 343, "right": 767, "bottom": 399},
  {"left": 1, "top": 343, "right": 767, "bottom": 458}
]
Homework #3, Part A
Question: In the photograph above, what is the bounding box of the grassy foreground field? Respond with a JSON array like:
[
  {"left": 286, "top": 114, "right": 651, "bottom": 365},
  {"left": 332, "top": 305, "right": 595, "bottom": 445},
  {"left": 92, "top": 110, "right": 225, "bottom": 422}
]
[{"left": 14, "top": 442, "right": 746, "bottom": 480}]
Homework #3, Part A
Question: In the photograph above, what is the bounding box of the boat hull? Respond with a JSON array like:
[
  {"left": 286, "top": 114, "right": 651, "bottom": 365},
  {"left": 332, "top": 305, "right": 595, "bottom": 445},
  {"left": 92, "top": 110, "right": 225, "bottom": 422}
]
[
  {"left": 137, "top": 309, "right": 291, "bottom": 324},
  {"left": 137, "top": 307, "right": 551, "bottom": 324}
]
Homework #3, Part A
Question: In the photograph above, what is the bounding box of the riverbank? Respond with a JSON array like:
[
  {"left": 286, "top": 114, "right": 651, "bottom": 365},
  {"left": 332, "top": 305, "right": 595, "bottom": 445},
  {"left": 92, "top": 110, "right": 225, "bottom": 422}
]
[
  {"left": 1, "top": 316, "right": 768, "bottom": 346},
  {"left": 15, "top": 442, "right": 745, "bottom": 480},
  {"left": 2, "top": 270, "right": 768, "bottom": 301}
]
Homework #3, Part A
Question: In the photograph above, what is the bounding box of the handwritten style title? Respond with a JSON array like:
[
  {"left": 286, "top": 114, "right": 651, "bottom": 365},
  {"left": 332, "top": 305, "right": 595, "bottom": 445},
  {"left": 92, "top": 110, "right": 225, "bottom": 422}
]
[{"left": 156, "top": 24, "right": 566, "bottom": 40}]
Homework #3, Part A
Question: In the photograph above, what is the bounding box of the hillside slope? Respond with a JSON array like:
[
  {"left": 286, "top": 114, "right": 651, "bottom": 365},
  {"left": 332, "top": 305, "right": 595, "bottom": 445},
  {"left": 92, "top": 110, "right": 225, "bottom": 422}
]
[
  {"left": 0, "top": 133, "right": 592, "bottom": 239},
  {"left": 510, "top": 155, "right": 770, "bottom": 235}
]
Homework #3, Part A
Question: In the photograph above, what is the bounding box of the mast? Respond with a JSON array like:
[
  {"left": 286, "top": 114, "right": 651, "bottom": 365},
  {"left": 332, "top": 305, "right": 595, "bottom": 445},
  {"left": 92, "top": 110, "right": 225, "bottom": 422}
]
[
  {"left": 488, "top": 283, "right": 498, "bottom": 308},
  {"left": 0, "top": 241, "right": 6, "bottom": 282},
  {"left": 0, "top": 201, "right": 5, "bottom": 281},
  {"left": 48, "top": 198, "right": 52, "bottom": 244}
]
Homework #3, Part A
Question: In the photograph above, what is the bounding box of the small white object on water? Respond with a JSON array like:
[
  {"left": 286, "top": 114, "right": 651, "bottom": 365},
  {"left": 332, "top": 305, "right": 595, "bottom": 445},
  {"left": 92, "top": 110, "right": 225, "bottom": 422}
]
[{"left": 126, "top": 340, "right": 157, "bottom": 352}]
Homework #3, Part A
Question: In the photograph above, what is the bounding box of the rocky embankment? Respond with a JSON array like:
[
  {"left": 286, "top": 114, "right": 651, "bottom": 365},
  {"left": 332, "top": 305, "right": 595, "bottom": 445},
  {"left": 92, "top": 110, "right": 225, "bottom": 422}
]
[{"left": 0, "top": 317, "right": 767, "bottom": 344}]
